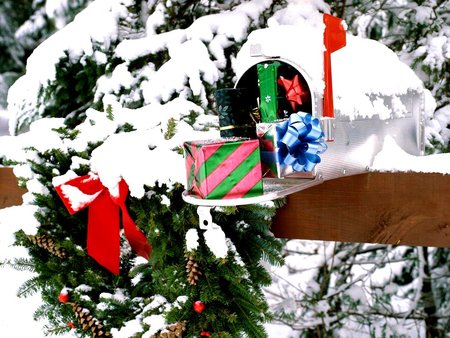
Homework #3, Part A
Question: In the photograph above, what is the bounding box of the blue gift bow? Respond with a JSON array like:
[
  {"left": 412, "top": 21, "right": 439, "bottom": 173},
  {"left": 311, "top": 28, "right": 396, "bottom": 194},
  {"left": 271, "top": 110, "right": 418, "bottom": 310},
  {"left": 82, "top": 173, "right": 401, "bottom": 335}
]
[{"left": 276, "top": 112, "right": 328, "bottom": 172}]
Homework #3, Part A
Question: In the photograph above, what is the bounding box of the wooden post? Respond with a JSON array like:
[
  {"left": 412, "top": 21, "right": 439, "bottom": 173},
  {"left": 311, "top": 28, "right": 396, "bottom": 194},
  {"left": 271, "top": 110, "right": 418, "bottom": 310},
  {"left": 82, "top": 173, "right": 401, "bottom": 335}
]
[
  {"left": 272, "top": 172, "right": 450, "bottom": 248},
  {"left": 0, "top": 167, "right": 26, "bottom": 208}
]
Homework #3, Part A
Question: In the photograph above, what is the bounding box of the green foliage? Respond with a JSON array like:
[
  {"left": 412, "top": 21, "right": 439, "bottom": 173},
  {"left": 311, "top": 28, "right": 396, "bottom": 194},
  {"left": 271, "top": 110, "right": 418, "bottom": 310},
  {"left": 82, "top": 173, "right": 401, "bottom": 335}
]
[
  {"left": 0, "top": 0, "right": 34, "bottom": 73},
  {"left": 164, "top": 117, "right": 177, "bottom": 140},
  {"left": 9, "top": 127, "right": 140, "bottom": 334},
  {"left": 126, "top": 184, "right": 283, "bottom": 337},
  {"left": 1, "top": 255, "right": 35, "bottom": 272},
  {"left": 17, "top": 275, "right": 41, "bottom": 298},
  {"left": 38, "top": 53, "right": 106, "bottom": 128},
  {"left": 0, "top": 0, "right": 92, "bottom": 111},
  {"left": 9, "top": 116, "right": 283, "bottom": 337}
]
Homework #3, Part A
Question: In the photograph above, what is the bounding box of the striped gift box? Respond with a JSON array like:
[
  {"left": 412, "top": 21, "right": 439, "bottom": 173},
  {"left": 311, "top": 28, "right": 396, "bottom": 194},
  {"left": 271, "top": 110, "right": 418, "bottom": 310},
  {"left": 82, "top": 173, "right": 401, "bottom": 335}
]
[{"left": 183, "top": 139, "right": 263, "bottom": 200}]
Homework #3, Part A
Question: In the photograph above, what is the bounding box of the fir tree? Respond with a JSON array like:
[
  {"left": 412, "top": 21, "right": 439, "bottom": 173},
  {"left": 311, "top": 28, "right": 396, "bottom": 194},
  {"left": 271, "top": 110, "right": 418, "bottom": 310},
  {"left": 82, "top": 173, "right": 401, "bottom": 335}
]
[{"left": 4, "top": 1, "right": 286, "bottom": 336}]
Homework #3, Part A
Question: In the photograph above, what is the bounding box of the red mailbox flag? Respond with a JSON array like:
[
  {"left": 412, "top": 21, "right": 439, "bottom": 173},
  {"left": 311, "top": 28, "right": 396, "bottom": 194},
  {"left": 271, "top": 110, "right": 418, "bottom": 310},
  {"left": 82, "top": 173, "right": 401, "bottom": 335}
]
[{"left": 323, "top": 13, "right": 346, "bottom": 118}]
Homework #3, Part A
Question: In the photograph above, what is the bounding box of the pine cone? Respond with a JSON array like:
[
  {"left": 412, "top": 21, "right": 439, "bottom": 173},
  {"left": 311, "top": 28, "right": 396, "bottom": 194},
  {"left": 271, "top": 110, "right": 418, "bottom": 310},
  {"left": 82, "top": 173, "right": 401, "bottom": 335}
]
[
  {"left": 156, "top": 322, "right": 186, "bottom": 338},
  {"left": 28, "top": 234, "right": 67, "bottom": 258},
  {"left": 185, "top": 255, "right": 201, "bottom": 285},
  {"left": 72, "top": 302, "right": 111, "bottom": 337}
]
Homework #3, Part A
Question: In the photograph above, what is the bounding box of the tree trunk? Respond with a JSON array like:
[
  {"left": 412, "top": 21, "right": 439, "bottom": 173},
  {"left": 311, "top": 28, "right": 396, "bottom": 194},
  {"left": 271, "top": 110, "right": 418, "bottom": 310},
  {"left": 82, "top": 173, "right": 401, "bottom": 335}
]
[{"left": 421, "top": 246, "right": 442, "bottom": 337}]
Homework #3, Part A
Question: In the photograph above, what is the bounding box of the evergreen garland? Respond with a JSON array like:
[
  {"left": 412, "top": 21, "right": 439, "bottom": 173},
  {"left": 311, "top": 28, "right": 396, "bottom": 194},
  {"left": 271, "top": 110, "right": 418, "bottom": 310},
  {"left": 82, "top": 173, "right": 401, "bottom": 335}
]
[
  {"left": 10, "top": 134, "right": 283, "bottom": 336},
  {"left": 4, "top": 2, "right": 286, "bottom": 335}
]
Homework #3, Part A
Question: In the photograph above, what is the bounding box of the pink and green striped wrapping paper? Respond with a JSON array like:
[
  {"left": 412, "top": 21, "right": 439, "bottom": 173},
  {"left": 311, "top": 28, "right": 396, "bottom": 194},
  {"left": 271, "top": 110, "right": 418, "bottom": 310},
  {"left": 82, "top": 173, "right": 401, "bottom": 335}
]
[{"left": 183, "top": 139, "right": 263, "bottom": 200}]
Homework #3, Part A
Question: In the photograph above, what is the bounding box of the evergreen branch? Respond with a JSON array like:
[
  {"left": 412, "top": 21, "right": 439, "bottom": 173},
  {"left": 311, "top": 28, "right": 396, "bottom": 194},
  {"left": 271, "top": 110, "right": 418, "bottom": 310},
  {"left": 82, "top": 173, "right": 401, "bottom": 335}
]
[
  {"left": 247, "top": 235, "right": 284, "bottom": 267},
  {"left": 43, "top": 324, "right": 72, "bottom": 336},
  {"left": 233, "top": 299, "right": 267, "bottom": 338},
  {"left": 2, "top": 257, "right": 36, "bottom": 272},
  {"left": 33, "top": 303, "right": 50, "bottom": 321},
  {"left": 17, "top": 276, "right": 41, "bottom": 298}
]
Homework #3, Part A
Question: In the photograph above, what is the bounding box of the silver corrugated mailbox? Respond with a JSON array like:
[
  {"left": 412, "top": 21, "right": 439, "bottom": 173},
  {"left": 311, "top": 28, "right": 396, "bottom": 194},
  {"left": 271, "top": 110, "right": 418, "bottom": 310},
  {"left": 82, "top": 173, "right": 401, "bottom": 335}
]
[
  {"left": 183, "top": 14, "right": 425, "bottom": 207},
  {"left": 234, "top": 14, "right": 424, "bottom": 182}
]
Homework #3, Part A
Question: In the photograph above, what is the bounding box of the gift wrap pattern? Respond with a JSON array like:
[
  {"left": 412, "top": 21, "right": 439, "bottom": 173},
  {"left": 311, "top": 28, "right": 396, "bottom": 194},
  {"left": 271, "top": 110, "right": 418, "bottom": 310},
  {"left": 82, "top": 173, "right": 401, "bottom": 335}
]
[
  {"left": 216, "top": 88, "right": 256, "bottom": 138},
  {"left": 257, "top": 61, "right": 280, "bottom": 122},
  {"left": 257, "top": 112, "right": 327, "bottom": 178},
  {"left": 184, "top": 139, "right": 263, "bottom": 199}
]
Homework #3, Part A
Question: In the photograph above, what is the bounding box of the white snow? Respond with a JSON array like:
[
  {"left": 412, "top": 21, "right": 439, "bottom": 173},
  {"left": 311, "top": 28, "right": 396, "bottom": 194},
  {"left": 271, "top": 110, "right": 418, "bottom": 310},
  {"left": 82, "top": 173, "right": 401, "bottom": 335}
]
[
  {"left": 110, "top": 318, "right": 143, "bottom": 338},
  {"left": 7, "top": 0, "right": 129, "bottom": 134},
  {"left": 0, "top": 109, "right": 9, "bottom": 136},
  {"left": 185, "top": 228, "right": 200, "bottom": 252},
  {"left": 372, "top": 136, "right": 450, "bottom": 173},
  {"left": 203, "top": 226, "right": 229, "bottom": 259},
  {"left": 427, "top": 104, "right": 450, "bottom": 147},
  {"left": 0, "top": 205, "right": 45, "bottom": 336},
  {"left": 60, "top": 183, "right": 103, "bottom": 211},
  {"left": 142, "top": 314, "right": 166, "bottom": 337}
]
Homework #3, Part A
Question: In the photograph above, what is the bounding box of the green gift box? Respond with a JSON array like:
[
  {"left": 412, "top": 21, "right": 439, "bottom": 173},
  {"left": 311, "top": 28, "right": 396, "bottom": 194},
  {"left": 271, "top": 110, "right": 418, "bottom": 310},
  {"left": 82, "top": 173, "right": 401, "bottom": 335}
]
[
  {"left": 216, "top": 88, "right": 256, "bottom": 138},
  {"left": 257, "top": 61, "right": 280, "bottom": 122},
  {"left": 184, "top": 138, "right": 263, "bottom": 200}
]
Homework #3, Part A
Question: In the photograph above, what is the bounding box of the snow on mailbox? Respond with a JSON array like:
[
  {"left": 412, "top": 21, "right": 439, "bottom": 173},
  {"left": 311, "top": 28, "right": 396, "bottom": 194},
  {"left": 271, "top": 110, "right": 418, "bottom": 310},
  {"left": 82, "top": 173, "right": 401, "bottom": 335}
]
[{"left": 233, "top": 14, "right": 425, "bottom": 182}]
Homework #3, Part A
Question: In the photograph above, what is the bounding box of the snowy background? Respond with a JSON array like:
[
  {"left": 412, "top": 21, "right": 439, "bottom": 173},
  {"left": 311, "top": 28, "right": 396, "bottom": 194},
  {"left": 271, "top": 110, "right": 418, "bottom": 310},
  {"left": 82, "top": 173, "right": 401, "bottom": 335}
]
[{"left": 0, "top": 0, "right": 449, "bottom": 337}]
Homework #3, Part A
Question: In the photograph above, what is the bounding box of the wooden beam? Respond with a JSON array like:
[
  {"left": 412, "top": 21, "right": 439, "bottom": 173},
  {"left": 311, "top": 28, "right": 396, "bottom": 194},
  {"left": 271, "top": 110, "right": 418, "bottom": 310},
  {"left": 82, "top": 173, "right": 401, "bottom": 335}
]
[
  {"left": 272, "top": 172, "right": 450, "bottom": 248},
  {"left": 0, "top": 167, "right": 26, "bottom": 209},
  {"left": 2, "top": 167, "right": 450, "bottom": 247}
]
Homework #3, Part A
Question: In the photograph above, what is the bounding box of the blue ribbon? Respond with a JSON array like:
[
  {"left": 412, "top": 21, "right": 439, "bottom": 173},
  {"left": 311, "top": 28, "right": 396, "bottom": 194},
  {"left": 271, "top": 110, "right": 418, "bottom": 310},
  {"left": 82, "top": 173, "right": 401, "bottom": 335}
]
[{"left": 276, "top": 112, "right": 327, "bottom": 172}]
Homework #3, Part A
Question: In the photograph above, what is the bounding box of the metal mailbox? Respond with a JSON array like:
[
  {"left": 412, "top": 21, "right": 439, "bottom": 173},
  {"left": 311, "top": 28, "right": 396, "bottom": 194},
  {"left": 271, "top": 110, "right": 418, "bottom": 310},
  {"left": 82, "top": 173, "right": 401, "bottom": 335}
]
[{"left": 234, "top": 15, "right": 425, "bottom": 182}]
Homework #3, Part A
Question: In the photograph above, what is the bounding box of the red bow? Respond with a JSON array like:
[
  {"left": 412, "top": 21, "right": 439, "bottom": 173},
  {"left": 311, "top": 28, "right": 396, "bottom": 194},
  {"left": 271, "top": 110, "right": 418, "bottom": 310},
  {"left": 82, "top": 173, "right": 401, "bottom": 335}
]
[
  {"left": 55, "top": 173, "right": 151, "bottom": 275},
  {"left": 278, "top": 74, "right": 307, "bottom": 111}
]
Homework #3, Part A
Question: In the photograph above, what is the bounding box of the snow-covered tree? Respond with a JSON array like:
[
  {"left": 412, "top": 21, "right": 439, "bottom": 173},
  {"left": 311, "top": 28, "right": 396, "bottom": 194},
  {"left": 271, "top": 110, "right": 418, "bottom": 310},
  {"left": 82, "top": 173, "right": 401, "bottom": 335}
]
[
  {"left": 0, "top": 0, "right": 33, "bottom": 108},
  {"left": 0, "top": 0, "right": 91, "bottom": 133},
  {"left": 1, "top": 0, "right": 449, "bottom": 337},
  {"left": 3, "top": 0, "right": 289, "bottom": 336},
  {"left": 265, "top": 241, "right": 450, "bottom": 337}
]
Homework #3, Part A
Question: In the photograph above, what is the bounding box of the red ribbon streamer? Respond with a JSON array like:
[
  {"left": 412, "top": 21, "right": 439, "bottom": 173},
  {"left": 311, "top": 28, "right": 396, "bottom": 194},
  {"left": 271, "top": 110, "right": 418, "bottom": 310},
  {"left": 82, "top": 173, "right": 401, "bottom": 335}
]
[{"left": 55, "top": 173, "right": 151, "bottom": 275}]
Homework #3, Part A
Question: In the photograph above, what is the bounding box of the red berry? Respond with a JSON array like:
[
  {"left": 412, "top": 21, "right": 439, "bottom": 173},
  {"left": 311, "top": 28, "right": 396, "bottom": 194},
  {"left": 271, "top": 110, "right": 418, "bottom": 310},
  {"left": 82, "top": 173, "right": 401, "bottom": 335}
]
[
  {"left": 200, "top": 332, "right": 211, "bottom": 337},
  {"left": 67, "top": 322, "right": 76, "bottom": 329},
  {"left": 193, "top": 300, "right": 205, "bottom": 313},
  {"left": 58, "top": 291, "right": 69, "bottom": 303}
]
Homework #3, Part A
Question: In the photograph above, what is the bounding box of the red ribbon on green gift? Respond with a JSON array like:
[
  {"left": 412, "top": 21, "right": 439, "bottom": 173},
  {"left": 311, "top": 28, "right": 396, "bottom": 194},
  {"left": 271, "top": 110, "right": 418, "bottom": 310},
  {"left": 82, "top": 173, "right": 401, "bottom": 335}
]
[{"left": 54, "top": 173, "right": 151, "bottom": 275}]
